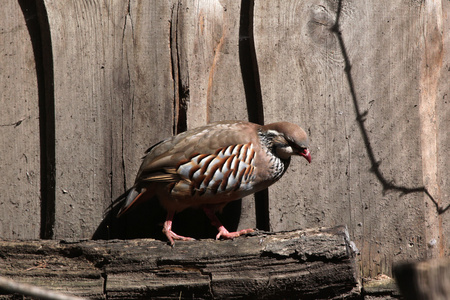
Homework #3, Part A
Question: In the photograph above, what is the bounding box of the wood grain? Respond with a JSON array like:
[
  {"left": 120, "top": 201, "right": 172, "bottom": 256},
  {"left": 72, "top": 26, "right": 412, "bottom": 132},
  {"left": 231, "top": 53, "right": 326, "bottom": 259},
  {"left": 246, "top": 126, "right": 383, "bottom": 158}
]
[
  {"left": 42, "top": 1, "right": 175, "bottom": 239},
  {"left": 165, "top": 0, "right": 256, "bottom": 235},
  {"left": 253, "top": 0, "right": 439, "bottom": 277},
  {"left": 0, "top": 227, "right": 360, "bottom": 299},
  {"left": 436, "top": 0, "right": 450, "bottom": 259},
  {"left": 419, "top": 0, "right": 447, "bottom": 260},
  {"left": 0, "top": 1, "right": 40, "bottom": 239},
  {"left": 1, "top": 0, "right": 449, "bottom": 282}
]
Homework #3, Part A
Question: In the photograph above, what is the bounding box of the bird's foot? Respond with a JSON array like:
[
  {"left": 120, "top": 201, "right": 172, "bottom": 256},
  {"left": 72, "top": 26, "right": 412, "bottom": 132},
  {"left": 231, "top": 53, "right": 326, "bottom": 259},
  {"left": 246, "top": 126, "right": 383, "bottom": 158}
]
[
  {"left": 162, "top": 228, "right": 195, "bottom": 246},
  {"left": 215, "top": 226, "right": 254, "bottom": 240},
  {"left": 163, "top": 218, "right": 195, "bottom": 246}
]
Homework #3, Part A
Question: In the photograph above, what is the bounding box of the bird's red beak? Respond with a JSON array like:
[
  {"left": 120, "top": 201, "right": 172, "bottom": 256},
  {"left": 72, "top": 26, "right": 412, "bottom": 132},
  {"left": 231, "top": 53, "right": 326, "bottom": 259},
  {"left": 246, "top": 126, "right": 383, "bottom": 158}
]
[{"left": 300, "top": 148, "right": 311, "bottom": 163}]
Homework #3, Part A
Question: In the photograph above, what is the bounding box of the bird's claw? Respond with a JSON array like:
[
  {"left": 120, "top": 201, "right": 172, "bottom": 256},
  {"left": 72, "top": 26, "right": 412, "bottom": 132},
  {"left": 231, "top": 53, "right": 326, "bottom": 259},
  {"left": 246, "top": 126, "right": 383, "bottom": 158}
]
[
  {"left": 163, "top": 229, "right": 196, "bottom": 246},
  {"left": 215, "top": 226, "right": 255, "bottom": 240}
]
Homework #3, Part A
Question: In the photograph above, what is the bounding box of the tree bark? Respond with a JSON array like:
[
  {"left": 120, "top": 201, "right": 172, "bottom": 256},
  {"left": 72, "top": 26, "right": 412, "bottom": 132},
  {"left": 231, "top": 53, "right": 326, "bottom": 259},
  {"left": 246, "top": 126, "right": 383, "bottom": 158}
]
[{"left": 0, "top": 226, "right": 360, "bottom": 299}]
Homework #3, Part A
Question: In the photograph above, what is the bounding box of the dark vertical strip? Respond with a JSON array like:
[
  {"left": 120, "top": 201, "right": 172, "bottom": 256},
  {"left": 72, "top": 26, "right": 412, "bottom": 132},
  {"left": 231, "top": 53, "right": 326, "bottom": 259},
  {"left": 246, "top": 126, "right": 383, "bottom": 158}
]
[
  {"left": 170, "top": 3, "right": 179, "bottom": 135},
  {"left": 239, "top": 0, "right": 264, "bottom": 124},
  {"left": 19, "top": 0, "right": 56, "bottom": 239},
  {"left": 170, "top": 2, "right": 188, "bottom": 135},
  {"left": 37, "top": 2, "right": 56, "bottom": 239},
  {"left": 175, "top": 2, "right": 188, "bottom": 135},
  {"left": 239, "top": 0, "right": 269, "bottom": 231}
]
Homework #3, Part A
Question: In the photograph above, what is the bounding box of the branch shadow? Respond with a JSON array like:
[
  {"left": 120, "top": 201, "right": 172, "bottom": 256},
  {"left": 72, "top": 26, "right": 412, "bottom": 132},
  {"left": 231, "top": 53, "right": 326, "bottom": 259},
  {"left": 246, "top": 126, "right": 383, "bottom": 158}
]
[{"left": 331, "top": 0, "right": 448, "bottom": 215}]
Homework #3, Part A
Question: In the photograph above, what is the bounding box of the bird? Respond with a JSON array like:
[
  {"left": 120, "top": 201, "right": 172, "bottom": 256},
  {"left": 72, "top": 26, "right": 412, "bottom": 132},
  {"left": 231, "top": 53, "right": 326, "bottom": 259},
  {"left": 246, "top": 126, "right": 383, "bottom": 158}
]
[{"left": 117, "top": 120, "right": 311, "bottom": 245}]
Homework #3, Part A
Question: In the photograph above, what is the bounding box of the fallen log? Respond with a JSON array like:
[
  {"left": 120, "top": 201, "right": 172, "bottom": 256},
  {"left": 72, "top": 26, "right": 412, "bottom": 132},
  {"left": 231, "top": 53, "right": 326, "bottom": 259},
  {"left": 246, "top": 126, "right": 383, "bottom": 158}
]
[{"left": 0, "top": 226, "right": 360, "bottom": 299}]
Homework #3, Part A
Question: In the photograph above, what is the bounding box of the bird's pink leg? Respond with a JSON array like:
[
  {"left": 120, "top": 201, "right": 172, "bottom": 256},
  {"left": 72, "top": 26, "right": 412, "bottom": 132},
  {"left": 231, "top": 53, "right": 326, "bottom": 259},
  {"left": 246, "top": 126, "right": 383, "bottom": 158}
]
[
  {"left": 162, "top": 211, "right": 195, "bottom": 246},
  {"left": 203, "top": 207, "right": 254, "bottom": 240}
]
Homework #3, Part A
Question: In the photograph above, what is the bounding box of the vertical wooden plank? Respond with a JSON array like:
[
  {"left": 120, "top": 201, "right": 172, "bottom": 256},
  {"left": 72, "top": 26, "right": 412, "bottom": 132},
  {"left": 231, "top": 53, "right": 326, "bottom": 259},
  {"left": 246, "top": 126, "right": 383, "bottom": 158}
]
[
  {"left": 120, "top": 1, "right": 176, "bottom": 196},
  {"left": 43, "top": 1, "right": 175, "bottom": 239},
  {"left": 437, "top": 0, "right": 450, "bottom": 258},
  {"left": 254, "top": 0, "right": 352, "bottom": 235},
  {"left": 172, "top": 0, "right": 256, "bottom": 233},
  {"left": 254, "top": 0, "right": 429, "bottom": 277},
  {"left": 419, "top": 0, "right": 447, "bottom": 260},
  {"left": 43, "top": 0, "right": 113, "bottom": 239},
  {"left": 175, "top": 1, "right": 249, "bottom": 128},
  {"left": 339, "top": 0, "right": 427, "bottom": 277},
  {"left": 0, "top": 1, "right": 40, "bottom": 239},
  {"left": 118, "top": 1, "right": 178, "bottom": 239}
]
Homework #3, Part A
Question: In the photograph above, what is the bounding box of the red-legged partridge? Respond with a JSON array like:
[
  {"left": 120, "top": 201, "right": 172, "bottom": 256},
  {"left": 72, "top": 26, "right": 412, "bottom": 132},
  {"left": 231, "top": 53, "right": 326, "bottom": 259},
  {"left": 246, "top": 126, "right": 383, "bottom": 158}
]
[{"left": 117, "top": 120, "right": 311, "bottom": 245}]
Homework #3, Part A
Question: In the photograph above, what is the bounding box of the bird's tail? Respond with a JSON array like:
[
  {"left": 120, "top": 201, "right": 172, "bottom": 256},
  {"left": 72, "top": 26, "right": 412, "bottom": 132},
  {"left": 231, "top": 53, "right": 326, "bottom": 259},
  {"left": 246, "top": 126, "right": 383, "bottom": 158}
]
[{"left": 116, "top": 187, "right": 154, "bottom": 217}]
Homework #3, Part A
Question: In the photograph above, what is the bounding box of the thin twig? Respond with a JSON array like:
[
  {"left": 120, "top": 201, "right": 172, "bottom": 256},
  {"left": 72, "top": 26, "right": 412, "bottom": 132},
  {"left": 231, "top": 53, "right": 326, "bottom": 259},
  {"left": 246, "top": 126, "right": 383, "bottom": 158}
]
[{"left": 0, "top": 276, "right": 86, "bottom": 300}]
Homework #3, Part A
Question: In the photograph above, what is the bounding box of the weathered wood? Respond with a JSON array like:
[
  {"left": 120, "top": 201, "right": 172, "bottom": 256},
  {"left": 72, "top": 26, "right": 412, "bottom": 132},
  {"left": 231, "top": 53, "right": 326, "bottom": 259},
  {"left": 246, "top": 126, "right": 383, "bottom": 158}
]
[
  {"left": 0, "top": 0, "right": 40, "bottom": 239},
  {"left": 252, "top": 0, "right": 450, "bottom": 277},
  {"left": 174, "top": 0, "right": 250, "bottom": 127},
  {"left": 437, "top": 0, "right": 450, "bottom": 259},
  {"left": 393, "top": 259, "right": 450, "bottom": 300},
  {"left": 168, "top": 0, "right": 256, "bottom": 233},
  {"left": 39, "top": 0, "right": 257, "bottom": 240},
  {"left": 0, "top": 227, "right": 360, "bottom": 299},
  {"left": 42, "top": 1, "right": 175, "bottom": 239},
  {"left": 2, "top": 0, "right": 450, "bottom": 285},
  {"left": 420, "top": 0, "right": 450, "bottom": 260}
]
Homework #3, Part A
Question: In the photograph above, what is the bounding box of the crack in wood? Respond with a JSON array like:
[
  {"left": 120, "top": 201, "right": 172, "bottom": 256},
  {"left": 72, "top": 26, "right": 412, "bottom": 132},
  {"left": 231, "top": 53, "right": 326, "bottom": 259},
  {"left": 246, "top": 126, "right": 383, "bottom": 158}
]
[
  {"left": 101, "top": 272, "right": 107, "bottom": 298},
  {"left": 0, "top": 117, "right": 27, "bottom": 127},
  {"left": 170, "top": 1, "right": 188, "bottom": 135}
]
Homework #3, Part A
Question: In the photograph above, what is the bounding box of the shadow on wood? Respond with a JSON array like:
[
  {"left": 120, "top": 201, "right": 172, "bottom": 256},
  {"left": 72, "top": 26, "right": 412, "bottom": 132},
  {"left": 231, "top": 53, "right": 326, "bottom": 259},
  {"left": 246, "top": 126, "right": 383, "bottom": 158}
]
[{"left": 92, "top": 191, "right": 243, "bottom": 243}]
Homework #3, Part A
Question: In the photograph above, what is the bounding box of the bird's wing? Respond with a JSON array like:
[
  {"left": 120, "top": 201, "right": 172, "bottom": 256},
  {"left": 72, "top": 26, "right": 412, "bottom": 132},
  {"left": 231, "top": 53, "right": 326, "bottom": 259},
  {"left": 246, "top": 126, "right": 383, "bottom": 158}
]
[{"left": 134, "top": 121, "right": 261, "bottom": 184}]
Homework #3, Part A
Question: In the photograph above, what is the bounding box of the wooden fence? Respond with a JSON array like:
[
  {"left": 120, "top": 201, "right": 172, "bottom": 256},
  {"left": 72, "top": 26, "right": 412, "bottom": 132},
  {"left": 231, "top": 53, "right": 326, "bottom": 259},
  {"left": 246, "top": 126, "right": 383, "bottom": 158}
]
[{"left": 1, "top": 0, "right": 449, "bottom": 279}]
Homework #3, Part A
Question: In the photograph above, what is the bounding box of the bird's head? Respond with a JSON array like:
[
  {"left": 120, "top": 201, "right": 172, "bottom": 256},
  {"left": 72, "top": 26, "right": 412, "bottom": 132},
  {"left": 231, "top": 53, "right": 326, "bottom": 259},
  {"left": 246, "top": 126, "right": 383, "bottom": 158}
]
[{"left": 261, "top": 122, "right": 311, "bottom": 163}]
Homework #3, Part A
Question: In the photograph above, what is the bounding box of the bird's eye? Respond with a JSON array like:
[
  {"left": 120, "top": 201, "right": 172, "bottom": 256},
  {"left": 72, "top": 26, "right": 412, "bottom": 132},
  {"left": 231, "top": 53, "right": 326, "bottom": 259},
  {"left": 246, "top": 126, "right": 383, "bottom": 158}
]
[{"left": 287, "top": 140, "right": 302, "bottom": 150}]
